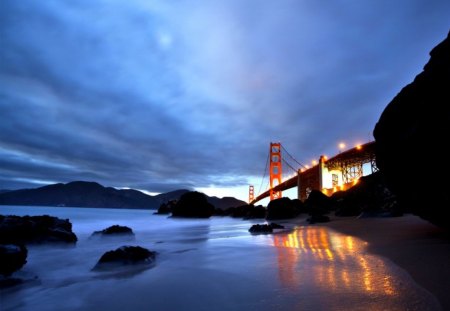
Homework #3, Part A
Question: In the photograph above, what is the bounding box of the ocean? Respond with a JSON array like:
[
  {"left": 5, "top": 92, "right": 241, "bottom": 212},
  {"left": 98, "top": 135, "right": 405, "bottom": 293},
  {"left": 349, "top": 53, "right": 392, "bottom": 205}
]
[{"left": 0, "top": 205, "right": 440, "bottom": 311}]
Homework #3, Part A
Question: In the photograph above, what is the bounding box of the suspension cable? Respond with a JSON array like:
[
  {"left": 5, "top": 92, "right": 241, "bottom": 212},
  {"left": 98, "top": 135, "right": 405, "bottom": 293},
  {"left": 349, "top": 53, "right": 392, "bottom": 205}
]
[
  {"left": 282, "top": 158, "right": 298, "bottom": 174},
  {"left": 257, "top": 150, "right": 270, "bottom": 196},
  {"left": 281, "top": 144, "right": 306, "bottom": 169}
]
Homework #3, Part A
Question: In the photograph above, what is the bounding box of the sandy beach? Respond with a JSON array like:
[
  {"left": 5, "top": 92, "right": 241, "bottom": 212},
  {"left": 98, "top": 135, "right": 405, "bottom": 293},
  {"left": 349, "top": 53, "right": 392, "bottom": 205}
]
[{"left": 313, "top": 214, "right": 450, "bottom": 310}]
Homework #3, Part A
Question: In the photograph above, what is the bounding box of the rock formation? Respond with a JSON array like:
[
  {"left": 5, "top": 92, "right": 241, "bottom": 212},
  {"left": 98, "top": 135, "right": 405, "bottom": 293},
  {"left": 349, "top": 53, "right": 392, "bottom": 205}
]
[{"left": 374, "top": 31, "right": 450, "bottom": 229}]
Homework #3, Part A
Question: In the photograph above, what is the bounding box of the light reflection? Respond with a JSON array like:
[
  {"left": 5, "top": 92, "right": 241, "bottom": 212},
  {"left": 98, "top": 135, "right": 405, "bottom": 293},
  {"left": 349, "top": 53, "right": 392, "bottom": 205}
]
[{"left": 272, "top": 227, "right": 396, "bottom": 296}]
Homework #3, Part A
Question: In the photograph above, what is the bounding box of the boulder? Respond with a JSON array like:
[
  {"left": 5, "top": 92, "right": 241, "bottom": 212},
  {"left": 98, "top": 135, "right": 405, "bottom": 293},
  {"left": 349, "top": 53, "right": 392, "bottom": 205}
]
[
  {"left": 248, "top": 223, "right": 285, "bottom": 234},
  {"left": 91, "top": 225, "right": 134, "bottom": 237},
  {"left": 0, "top": 215, "right": 77, "bottom": 244},
  {"left": 0, "top": 244, "right": 27, "bottom": 277},
  {"left": 171, "top": 191, "right": 215, "bottom": 218},
  {"left": 93, "top": 245, "right": 156, "bottom": 271},
  {"left": 373, "top": 31, "right": 450, "bottom": 229},
  {"left": 266, "top": 197, "right": 299, "bottom": 220}
]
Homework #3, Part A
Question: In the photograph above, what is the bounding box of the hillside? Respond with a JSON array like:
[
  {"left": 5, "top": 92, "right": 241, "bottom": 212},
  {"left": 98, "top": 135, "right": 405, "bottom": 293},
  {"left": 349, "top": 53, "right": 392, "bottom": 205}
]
[{"left": 0, "top": 181, "right": 246, "bottom": 210}]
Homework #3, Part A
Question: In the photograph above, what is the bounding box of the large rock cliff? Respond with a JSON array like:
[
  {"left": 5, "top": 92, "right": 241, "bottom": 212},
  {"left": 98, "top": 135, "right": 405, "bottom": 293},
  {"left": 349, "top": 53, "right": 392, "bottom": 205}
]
[{"left": 373, "top": 31, "right": 450, "bottom": 229}]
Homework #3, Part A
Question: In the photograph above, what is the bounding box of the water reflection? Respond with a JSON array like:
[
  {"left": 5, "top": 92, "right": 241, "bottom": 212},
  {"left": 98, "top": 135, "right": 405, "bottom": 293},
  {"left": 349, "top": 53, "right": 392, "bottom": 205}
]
[{"left": 272, "top": 227, "right": 395, "bottom": 296}]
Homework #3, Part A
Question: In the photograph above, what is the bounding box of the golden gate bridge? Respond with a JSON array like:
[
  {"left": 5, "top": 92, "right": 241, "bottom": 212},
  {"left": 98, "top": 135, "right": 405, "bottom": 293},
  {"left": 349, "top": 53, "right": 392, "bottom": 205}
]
[{"left": 249, "top": 141, "right": 377, "bottom": 204}]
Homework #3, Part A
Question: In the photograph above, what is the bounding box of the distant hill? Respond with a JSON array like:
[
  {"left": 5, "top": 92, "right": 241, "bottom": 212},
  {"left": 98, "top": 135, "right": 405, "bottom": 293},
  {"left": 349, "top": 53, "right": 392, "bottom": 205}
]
[
  {"left": 0, "top": 181, "right": 247, "bottom": 210},
  {"left": 0, "top": 181, "right": 160, "bottom": 209},
  {"left": 207, "top": 196, "right": 247, "bottom": 210}
]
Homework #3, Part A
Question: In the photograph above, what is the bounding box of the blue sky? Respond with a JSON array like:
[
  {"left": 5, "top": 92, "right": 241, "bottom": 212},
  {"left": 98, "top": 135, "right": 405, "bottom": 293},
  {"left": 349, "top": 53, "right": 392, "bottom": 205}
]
[{"left": 1, "top": 0, "right": 449, "bottom": 202}]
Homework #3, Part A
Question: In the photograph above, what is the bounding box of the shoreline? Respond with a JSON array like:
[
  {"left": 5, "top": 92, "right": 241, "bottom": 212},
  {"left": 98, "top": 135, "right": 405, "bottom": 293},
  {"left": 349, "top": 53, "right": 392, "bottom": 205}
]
[{"left": 303, "top": 214, "right": 450, "bottom": 310}]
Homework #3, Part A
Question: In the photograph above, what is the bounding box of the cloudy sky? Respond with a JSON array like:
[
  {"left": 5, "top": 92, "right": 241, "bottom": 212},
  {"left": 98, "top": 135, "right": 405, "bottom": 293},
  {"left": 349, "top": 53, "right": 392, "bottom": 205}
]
[{"left": 1, "top": 0, "right": 449, "bottom": 202}]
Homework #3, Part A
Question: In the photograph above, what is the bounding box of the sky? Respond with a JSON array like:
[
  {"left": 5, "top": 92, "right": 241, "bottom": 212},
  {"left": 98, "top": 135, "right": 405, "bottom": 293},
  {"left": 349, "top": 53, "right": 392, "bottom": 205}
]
[{"left": 1, "top": 1, "right": 449, "bottom": 203}]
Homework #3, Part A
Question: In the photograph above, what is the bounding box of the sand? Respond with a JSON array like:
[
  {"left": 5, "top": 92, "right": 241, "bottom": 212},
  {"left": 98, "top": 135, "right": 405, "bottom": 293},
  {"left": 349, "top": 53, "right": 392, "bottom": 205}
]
[{"left": 313, "top": 214, "right": 450, "bottom": 310}]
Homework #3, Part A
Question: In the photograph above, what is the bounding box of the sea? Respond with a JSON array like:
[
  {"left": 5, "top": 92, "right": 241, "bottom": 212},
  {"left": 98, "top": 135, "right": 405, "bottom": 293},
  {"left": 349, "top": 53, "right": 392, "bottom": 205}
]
[{"left": 0, "top": 205, "right": 441, "bottom": 311}]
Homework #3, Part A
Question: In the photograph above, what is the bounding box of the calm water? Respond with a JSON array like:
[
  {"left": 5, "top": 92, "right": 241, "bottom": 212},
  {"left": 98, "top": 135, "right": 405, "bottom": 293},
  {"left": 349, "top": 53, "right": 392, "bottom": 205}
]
[{"left": 0, "top": 205, "right": 441, "bottom": 311}]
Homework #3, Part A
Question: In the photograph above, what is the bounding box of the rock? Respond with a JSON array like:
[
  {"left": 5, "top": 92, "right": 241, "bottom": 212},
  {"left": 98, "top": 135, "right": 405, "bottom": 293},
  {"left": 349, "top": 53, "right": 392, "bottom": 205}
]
[
  {"left": 248, "top": 223, "right": 285, "bottom": 234},
  {"left": 171, "top": 191, "right": 215, "bottom": 218},
  {"left": 223, "top": 204, "right": 267, "bottom": 219},
  {"left": 373, "top": 31, "right": 450, "bottom": 229},
  {"left": 0, "top": 215, "right": 77, "bottom": 244},
  {"left": 305, "top": 190, "right": 333, "bottom": 214},
  {"left": 0, "top": 244, "right": 27, "bottom": 277},
  {"left": 93, "top": 245, "right": 156, "bottom": 271},
  {"left": 266, "top": 197, "right": 300, "bottom": 220},
  {"left": 91, "top": 225, "right": 134, "bottom": 237},
  {"left": 307, "top": 215, "right": 330, "bottom": 224},
  {"left": 249, "top": 224, "right": 273, "bottom": 233},
  {"left": 332, "top": 172, "right": 400, "bottom": 217}
]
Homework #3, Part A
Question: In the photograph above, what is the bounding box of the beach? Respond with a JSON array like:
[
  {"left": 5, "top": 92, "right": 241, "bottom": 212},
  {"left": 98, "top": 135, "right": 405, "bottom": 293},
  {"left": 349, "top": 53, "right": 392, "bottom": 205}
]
[
  {"left": 1, "top": 206, "right": 449, "bottom": 310},
  {"left": 317, "top": 214, "right": 450, "bottom": 310}
]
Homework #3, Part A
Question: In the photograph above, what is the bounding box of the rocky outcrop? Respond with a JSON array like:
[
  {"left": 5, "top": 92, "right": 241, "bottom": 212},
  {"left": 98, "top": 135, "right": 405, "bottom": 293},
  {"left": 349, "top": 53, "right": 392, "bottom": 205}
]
[
  {"left": 332, "top": 172, "right": 399, "bottom": 217},
  {"left": 221, "top": 204, "right": 267, "bottom": 219},
  {"left": 373, "top": 31, "right": 450, "bottom": 229},
  {"left": 91, "top": 225, "right": 134, "bottom": 237},
  {"left": 248, "top": 223, "right": 285, "bottom": 234},
  {"left": 0, "top": 215, "right": 77, "bottom": 244},
  {"left": 171, "top": 191, "right": 215, "bottom": 218},
  {"left": 93, "top": 245, "right": 156, "bottom": 271},
  {"left": 0, "top": 244, "right": 27, "bottom": 277},
  {"left": 266, "top": 197, "right": 302, "bottom": 220}
]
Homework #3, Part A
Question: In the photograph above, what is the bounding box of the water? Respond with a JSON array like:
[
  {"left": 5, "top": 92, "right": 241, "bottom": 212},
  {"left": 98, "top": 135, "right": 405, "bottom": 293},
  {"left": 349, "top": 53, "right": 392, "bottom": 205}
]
[{"left": 0, "top": 206, "right": 441, "bottom": 311}]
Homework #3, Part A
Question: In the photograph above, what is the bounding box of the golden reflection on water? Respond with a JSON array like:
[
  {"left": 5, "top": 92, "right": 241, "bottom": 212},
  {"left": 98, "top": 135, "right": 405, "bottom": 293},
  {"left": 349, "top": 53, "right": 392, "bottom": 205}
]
[{"left": 272, "top": 227, "right": 395, "bottom": 296}]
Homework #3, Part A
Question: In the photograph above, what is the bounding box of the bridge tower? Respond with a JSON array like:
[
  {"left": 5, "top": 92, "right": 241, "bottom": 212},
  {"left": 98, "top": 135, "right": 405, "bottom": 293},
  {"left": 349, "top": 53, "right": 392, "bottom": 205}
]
[
  {"left": 269, "top": 142, "right": 282, "bottom": 200},
  {"left": 249, "top": 185, "right": 254, "bottom": 204}
]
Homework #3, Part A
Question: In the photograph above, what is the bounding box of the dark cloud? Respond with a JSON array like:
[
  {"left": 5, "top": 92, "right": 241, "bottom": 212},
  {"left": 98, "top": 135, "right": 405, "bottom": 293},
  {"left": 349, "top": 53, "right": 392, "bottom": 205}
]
[{"left": 1, "top": 0, "right": 449, "bottom": 200}]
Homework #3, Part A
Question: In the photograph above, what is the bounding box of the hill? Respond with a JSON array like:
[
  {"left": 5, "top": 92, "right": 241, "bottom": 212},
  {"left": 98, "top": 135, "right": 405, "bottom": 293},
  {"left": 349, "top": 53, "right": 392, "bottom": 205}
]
[{"left": 0, "top": 181, "right": 246, "bottom": 210}]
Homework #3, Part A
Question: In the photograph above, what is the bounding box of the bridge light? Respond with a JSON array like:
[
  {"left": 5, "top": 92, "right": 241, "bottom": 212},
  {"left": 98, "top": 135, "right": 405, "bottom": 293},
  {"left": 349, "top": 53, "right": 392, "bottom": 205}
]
[
  {"left": 305, "top": 165, "right": 310, "bottom": 169},
  {"left": 312, "top": 160, "right": 317, "bottom": 166},
  {"left": 339, "top": 142, "right": 346, "bottom": 151},
  {"left": 323, "top": 155, "right": 328, "bottom": 161},
  {"left": 356, "top": 144, "right": 362, "bottom": 150}
]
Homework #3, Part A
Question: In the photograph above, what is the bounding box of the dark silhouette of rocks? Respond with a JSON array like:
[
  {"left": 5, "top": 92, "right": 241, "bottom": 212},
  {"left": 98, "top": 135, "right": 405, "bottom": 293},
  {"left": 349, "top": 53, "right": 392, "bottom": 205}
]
[
  {"left": 93, "top": 245, "right": 156, "bottom": 271},
  {"left": 266, "top": 197, "right": 302, "bottom": 220},
  {"left": 374, "top": 31, "right": 450, "bottom": 229},
  {"left": 171, "top": 191, "right": 215, "bottom": 218},
  {"left": 0, "top": 244, "right": 27, "bottom": 277},
  {"left": 248, "top": 223, "right": 285, "bottom": 234},
  {"left": 221, "top": 204, "right": 266, "bottom": 219},
  {"left": 91, "top": 225, "right": 134, "bottom": 237},
  {"left": 0, "top": 215, "right": 77, "bottom": 244},
  {"left": 155, "top": 200, "right": 177, "bottom": 215},
  {"left": 305, "top": 190, "right": 333, "bottom": 214},
  {"left": 0, "top": 181, "right": 159, "bottom": 209},
  {"left": 333, "top": 172, "right": 399, "bottom": 217},
  {"left": 306, "top": 214, "right": 330, "bottom": 224}
]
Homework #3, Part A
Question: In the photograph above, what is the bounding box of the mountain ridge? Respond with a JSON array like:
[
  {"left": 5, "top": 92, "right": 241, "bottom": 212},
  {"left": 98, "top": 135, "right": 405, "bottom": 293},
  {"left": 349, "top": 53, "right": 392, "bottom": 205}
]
[{"left": 0, "top": 181, "right": 246, "bottom": 210}]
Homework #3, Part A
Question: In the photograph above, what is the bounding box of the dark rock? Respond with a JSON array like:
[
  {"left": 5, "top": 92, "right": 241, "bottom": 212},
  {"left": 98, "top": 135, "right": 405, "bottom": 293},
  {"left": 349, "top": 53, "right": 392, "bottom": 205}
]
[
  {"left": 91, "top": 225, "right": 134, "bottom": 237},
  {"left": 155, "top": 200, "right": 176, "bottom": 215},
  {"left": 0, "top": 244, "right": 27, "bottom": 277},
  {"left": 332, "top": 172, "right": 400, "bottom": 217},
  {"left": 223, "top": 204, "right": 267, "bottom": 219},
  {"left": 249, "top": 224, "right": 273, "bottom": 233},
  {"left": 373, "top": 31, "right": 450, "bottom": 229},
  {"left": 269, "top": 223, "right": 285, "bottom": 229},
  {"left": 307, "top": 215, "right": 330, "bottom": 224},
  {"left": 305, "top": 190, "right": 333, "bottom": 214},
  {"left": 171, "top": 191, "right": 215, "bottom": 218},
  {"left": 93, "top": 245, "right": 156, "bottom": 271},
  {"left": 249, "top": 223, "right": 285, "bottom": 234},
  {"left": 266, "top": 197, "right": 299, "bottom": 220},
  {"left": 0, "top": 215, "right": 77, "bottom": 244}
]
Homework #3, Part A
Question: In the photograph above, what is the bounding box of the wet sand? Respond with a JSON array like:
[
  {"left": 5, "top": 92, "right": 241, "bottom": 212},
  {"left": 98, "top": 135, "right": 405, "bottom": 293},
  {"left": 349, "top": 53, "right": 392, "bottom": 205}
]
[{"left": 313, "top": 214, "right": 450, "bottom": 310}]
